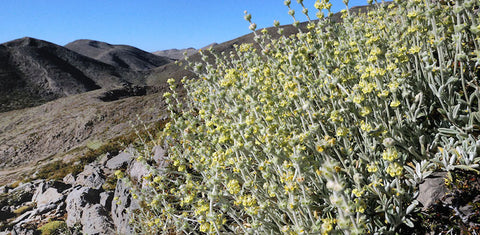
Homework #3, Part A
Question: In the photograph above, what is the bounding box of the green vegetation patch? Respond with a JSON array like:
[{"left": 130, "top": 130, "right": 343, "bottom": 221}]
[{"left": 38, "top": 220, "right": 68, "bottom": 235}]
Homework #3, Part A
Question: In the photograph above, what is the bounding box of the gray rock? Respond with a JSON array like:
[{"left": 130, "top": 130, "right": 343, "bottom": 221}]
[
  {"left": 418, "top": 172, "right": 447, "bottom": 209},
  {"left": 32, "top": 187, "right": 64, "bottom": 207},
  {"left": 11, "top": 210, "right": 33, "bottom": 225},
  {"left": 100, "top": 191, "right": 114, "bottom": 211},
  {"left": 31, "top": 180, "right": 70, "bottom": 207},
  {"left": 8, "top": 225, "right": 36, "bottom": 235},
  {"left": 33, "top": 203, "right": 57, "bottom": 215},
  {"left": 75, "top": 163, "right": 106, "bottom": 189},
  {"left": 105, "top": 151, "right": 134, "bottom": 170},
  {"left": 81, "top": 204, "right": 114, "bottom": 235},
  {"left": 152, "top": 145, "right": 168, "bottom": 169},
  {"left": 63, "top": 173, "right": 76, "bottom": 185},
  {"left": 112, "top": 179, "right": 139, "bottom": 234},
  {"left": 0, "top": 185, "right": 9, "bottom": 194},
  {"left": 128, "top": 161, "right": 150, "bottom": 183},
  {"left": 65, "top": 186, "right": 101, "bottom": 227}
]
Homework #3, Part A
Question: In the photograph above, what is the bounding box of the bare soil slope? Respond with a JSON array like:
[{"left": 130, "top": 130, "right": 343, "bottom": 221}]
[{"left": 0, "top": 88, "right": 168, "bottom": 185}]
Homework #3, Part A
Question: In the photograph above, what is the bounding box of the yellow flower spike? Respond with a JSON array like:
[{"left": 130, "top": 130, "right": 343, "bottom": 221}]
[
  {"left": 227, "top": 179, "right": 241, "bottom": 195},
  {"left": 386, "top": 162, "right": 403, "bottom": 177},
  {"left": 352, "top": 188, "right": 364, "bottom": 197},
  {"left": 367, "top": 162, "right": 378, "bottom": 173},
  {"left": 390, "top": 99, "right": 401, "bottom": 108},
  {"left": 408, "top": 45, "right": 422, "bottom": 54},
  {"left": 360, "top": 106, "right": 372, "bottom": 117},
  {"left": 377, "top": 89, "right": 389, "bottom": 98},
  {"left": 336, "top": 127, "right": 349, "bottom": 137},
  {"left": 382, "top": 148, "right": 399, "bottom": 161},
  {"left": 352, "top": 94, "right": 364, "bottom": 104}
]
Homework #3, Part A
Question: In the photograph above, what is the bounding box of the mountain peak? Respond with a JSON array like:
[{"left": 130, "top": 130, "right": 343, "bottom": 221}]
[{"left": 65, "top": 39, "right": 172, "bottom": 71}]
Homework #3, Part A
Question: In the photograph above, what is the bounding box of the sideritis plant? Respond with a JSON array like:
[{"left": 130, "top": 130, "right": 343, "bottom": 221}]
[{"left": 127, "top": 0, "right": 480, "bottom": 234}]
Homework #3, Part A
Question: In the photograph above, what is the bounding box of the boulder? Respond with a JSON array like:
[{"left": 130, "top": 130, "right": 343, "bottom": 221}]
[
  {"left": 111, "top": 179, "right": 139, "bottom": 234},
  {"left": 75, "top": 164, "right": 105, "bottom": 189},
  {"left": 33, "top": 188, "right": 64, "bottom": 207},
  {"left": 32, "top": 180, "right": 70, "bottom": 207},
  {"left": 65, "top": 187, "right": 101, "bottom": 227},
  {"left": 81, "top": 204, "right": 114, "bottom": 235},
  {"left": 105, "top": 151, "right": 134, "bottom": 170}
]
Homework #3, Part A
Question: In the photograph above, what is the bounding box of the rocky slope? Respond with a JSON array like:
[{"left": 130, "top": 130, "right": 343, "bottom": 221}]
[
  {"left": 0, "top": 87, "right": 168, "bottom": 185},
  {"left": 0, "top": 146, "right": 166, "bottom": 234},
  {"left": 65, "top": 39, "right": 172, "bottom": 71}
]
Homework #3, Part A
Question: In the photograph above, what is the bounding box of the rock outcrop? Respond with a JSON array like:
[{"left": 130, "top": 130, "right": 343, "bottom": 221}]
[{"left": 0, "top": 147, "right": 164, "bottom": 234}]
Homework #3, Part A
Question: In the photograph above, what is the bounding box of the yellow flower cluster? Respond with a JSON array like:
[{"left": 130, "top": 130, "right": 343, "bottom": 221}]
[{"left": 128, "top": 0, "right": 480, "bottom": 233}]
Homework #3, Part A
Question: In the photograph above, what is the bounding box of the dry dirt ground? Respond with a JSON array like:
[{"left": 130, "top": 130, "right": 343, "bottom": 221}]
[{"left": 0, "top": 88, "right": 168, "bottom": 185}]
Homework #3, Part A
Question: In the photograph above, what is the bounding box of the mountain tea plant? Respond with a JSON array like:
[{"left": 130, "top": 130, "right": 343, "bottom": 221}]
[{"left": 127, "top": 0, "right": 480, "bottom": 233}]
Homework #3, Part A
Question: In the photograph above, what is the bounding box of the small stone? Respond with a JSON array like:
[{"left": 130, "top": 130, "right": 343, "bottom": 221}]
[{"left": 418, "top": 172, "right": 447, "bottom": 210}]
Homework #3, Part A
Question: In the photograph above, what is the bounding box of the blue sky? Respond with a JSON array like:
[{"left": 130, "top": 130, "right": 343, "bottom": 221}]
[{"left": 0, "top": 0, "right": 368, "bottom": 52}]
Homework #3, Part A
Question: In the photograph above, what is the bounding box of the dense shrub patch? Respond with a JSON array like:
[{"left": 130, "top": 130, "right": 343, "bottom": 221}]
[{"left": 129, "top": 0, "right": 480, "bottom": 233}]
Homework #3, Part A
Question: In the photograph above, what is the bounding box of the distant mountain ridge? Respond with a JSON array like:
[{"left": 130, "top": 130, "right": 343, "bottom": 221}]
[
  {"left": 153, "top": 47, "right": 197, "bottom": 61},
  {"left": 65, "top": 39, "right": 172, "bottom": 71},
  {"left": 0, "top": 37, "right": 145, "bottom": 113},
  {"left": 152, "top": 43, "right": 219, "bottom": 60}
]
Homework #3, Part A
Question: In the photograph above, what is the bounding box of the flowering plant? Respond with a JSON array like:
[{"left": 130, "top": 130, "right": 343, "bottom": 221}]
[{"left": 129, "top": 0, "right": 480, "bottom": 233}]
